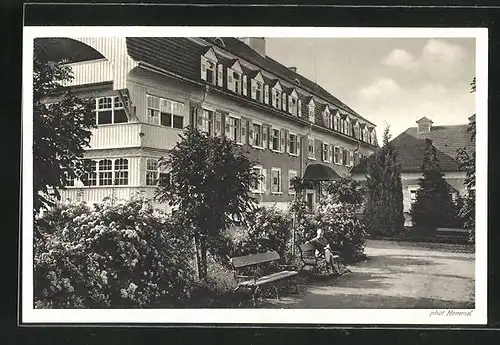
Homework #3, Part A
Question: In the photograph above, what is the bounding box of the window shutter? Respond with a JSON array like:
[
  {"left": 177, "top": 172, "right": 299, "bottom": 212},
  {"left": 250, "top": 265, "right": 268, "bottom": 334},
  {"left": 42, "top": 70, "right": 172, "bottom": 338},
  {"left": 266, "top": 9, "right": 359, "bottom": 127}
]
[
  {"left": 328, "top": 145, "right": 333, "bottom": 162},
  {"left": 271, "top": 89, "right": 276, "bottom": 107},
  {"left": 298, "top": 99, "right": 302, "bottom": 117},
  {"left": 350, "top": 150, "right": 354, "bottom": 166},
  {"left": 339, "top": 147, "right": 344, "bottom": 165},
  {"left": 282, "top": 94, "right": 287, "bottom": 111},
  {"left": 215, "top": 112, "right": 222, "bottom": 136},
  {"left": 251, "top": 79, "right": 256, "bottom": 99},
  {"left": 224, "top": 115, "right": 231, "bottom": 137},
  {"left": 265, "top": 126, "right": 274, "bottom": 150},
  {"left": 241, "top": 119, "right": 247, "bottom": 143},
  {"left": 242, "top": 75, "right": 248, "bottom": 96},
  {"left": 196, "top": 109, "right": 204, "bottom": 131},
  {"left": 286, "top": 133, "right": 291, "bottom": 154},
  {"left": 248, "top": 121, "right": 254, "bottom": 145},
  {"left": 263, "top": 126, "right": 268, "bottom": 148},
  {"left": 280, "top": 129, "right": 286, "bottom": 153},
  {"left": 264, "top": 85, "right": 269, "bottom": 104},
  {"left": 217, "top": 64, "right": 223, "bottom": 87},
  {"left": 200, "top": 57, "right": 207, "bottom": 80},
  {"left": 227, "top": 68, "right": 234, "bottom": 92},
  {"left": 323, "top": 111, "right": 328, "bottom": 127}
]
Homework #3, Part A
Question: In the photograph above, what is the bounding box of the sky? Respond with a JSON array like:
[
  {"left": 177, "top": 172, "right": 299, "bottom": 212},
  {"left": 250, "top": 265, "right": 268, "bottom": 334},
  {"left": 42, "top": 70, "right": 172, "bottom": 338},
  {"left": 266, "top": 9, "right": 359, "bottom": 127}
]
[{"left": 265, "top": 37, "right": 476, "bottom": 142}]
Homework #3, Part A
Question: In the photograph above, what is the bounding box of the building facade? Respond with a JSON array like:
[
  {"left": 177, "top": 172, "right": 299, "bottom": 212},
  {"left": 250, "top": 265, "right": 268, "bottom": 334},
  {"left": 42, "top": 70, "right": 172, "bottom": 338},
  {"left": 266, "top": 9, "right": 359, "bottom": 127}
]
[{"left": 36, "top": 37, "right": 378, "bottom": 211}]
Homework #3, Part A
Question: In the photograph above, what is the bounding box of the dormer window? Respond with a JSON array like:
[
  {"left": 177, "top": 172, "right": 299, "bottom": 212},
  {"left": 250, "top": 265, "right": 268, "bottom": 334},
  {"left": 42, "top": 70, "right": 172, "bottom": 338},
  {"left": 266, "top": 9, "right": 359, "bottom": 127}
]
[
  {"left": 416, "top": 116, "right": 433, "bottom": 133},
  {"left": 308, "top": 103, "right": 315, "bottom": 123},
  {"left": 323, "top": 107, "right": 333, "bottom": 129},
  {"left": 333, "top": 111, "right": 341, "bottom": 131},
  {"left": 353, "top": 121, "right": 361, "bottom": 139},
  {"left": 226, "top": 60, "right": 243, "bottom": 94},
  {"left": 250, "top": 71, "right": 265, "bottom": 102},
  {"left": 286, "top": 89, "right": 299, "bottom": 116},
  {"left": 271, "top": 81, "right": 283, "bottom": 109},
  {"left": 201, "top": 48, "right": 218, "bottom": 85}
]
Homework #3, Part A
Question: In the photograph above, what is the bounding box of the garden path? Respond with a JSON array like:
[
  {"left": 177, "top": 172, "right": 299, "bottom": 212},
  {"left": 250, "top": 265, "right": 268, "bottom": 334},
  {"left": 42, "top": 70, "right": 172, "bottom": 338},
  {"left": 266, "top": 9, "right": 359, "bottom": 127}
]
[{"left": 260, "top": 239, "right": 475, "bottom": 309}]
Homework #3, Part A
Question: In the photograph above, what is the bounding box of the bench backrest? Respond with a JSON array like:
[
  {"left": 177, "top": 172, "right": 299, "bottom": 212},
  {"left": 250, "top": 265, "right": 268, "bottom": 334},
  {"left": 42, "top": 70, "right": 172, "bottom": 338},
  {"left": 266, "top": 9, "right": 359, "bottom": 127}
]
[
  {"left": 230, "top": 251, "right": 280, "bottom": 269},
  {"left": 298, "top": 242, "right": 316, "bottom": 255}
]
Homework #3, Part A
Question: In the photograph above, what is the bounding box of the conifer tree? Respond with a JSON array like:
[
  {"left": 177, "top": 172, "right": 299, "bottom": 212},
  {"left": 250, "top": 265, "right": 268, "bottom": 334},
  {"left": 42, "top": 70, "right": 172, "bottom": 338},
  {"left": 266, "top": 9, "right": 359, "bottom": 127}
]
[
  {"left": 363, "top": 125, "right": 404, "bottom": 237},
  {"left": 412, "top": 138, "right": 456, "bottom": 229}
]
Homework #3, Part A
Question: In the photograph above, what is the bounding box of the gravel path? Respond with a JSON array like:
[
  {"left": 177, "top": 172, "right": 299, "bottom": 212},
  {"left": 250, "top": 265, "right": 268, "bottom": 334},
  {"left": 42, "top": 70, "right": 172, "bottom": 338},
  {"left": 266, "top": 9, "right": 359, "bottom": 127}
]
[{"left": 260, "top": 240, "right": 475, "bottom": 309}]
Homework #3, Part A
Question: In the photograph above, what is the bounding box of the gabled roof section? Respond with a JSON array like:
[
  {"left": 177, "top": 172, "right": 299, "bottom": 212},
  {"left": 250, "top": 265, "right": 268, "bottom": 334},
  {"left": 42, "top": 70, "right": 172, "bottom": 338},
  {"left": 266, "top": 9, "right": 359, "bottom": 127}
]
[
  {"left": 416, "top": 116, "right": 433, "bottom": 123},
  {"left": 228, "top": 59, "right": 243, "bottom": 73},
  {"left": 284, "top": 87, "right": 298, "bottom": 98},
  {"left": 352, "top": 123, "right": 475, "bottom": 174},
  {"left": 203, "top": 46, "right": 218, "bottom": 62},
  {"left": 305, "top": 96, "right": 315, "bottom": 105},
  {"left": 249, "top": 70, "right": 264, "bottom": 82},
  {"left": 270, "top": 79, "right": 282, "bottom": 90}
]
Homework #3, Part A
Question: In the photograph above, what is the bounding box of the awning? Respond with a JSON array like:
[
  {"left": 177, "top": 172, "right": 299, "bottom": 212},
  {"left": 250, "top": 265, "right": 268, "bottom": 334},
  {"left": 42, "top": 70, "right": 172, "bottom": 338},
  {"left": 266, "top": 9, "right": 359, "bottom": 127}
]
[{"left": 303, "top": 164, "right": 342, "bottom": 181}]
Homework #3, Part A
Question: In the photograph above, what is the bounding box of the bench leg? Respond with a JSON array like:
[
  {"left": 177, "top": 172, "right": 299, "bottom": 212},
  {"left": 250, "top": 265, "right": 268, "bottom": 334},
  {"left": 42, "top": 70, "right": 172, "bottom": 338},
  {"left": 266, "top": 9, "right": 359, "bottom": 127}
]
[{"left": 252, "top": 286, "right": 259, "bottom": 307}]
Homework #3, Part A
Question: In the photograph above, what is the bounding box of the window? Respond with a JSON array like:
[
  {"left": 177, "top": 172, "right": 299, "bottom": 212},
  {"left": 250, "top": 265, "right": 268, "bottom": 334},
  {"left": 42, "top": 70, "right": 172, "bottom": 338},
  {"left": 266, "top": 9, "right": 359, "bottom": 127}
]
[
  {"left": 409, "top": 187, "right": 419, "bottom": 204},
  {"left": 198, "top": 109, "right": 214, "bottom": 135},
  {"left": 146, "top": 159, "right": 159, "bottom": 186},
  {"left": 354, "top": 123, "right": 361, "bottom": 139},
  {"left": 271, "top": 168, "right": 282, "bottom": 194},
  {"left": 252, "top": 80, "right": 263, "bottom": 102},
  {"left": 343, "top": 149, "right": 352, "bottom": 167},
  {"left": 82, "top": 160, "right": 97, "bottom": 186},
  {"left": 251, "top": 166, "right": 265, "bottom": 193},
  {"left": 201, "top": 57, "right": 216, "bottom": 84},
  {"left": 334, "top": 113, "right": 340, "bottom": 131},
  {"left": 309, "top": 104, "right": 315, "bottom": 122},
  {"left": 322, "top": 143, "right": 329, "bottom": 162},
  {"left": 95, "top": 96, "right": 129, "bottom": 125},
  {"left": 251, "top": 123, "right": 264, "bottom": 148},
  {"left": 64, "top": 171, "right": 75, "bottom": 187},
  {"left": 98, "top": 159, "right": 113, "bottom": 186},
  {"left": 147, "top": 95, "right": 184, "bottom": 129},
  {"left": 289, "top": 97, "right": 298, "bottom": 116},
  {"left": 272, "top": 89, "right": 282, "bottom": 109},
  {"left": 271, "top": 128, "right": 281, "bottom": 151},
  {"left": 308, "top": 138, "right": 315, "bottom": 159},
  {"left": 114, "top": 158, "right": 129, "bottom": 185},
  {"left": 324, "top": 110, "right": 333, "bottom": 129},
  {"left": 334, "top": 146, "right": 341, "bottom": 165},
  {"left": 288, "top": 170, "right": 297, "bottom": 194},
  {"left": 233, "top": 72, "right": 241, "bottom": 93},
  {"left": 288, "top": 133, "right": 298, "bottom": 155},
  {"left": 227, "top": 116, "right": 241, "bottom": 143}
]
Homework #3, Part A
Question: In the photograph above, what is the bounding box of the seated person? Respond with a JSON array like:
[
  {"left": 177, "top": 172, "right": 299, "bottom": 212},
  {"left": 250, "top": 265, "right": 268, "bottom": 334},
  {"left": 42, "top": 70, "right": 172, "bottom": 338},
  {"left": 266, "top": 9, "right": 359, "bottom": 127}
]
[{"left": 306, "top": 228, "right": 339, "bottom": 274}]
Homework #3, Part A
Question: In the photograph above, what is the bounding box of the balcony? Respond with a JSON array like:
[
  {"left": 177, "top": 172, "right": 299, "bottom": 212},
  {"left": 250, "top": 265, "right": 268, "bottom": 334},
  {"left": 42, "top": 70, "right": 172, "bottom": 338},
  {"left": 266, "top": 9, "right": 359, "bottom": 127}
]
[
  {"left": 89, "top": 122, "right": 142, "bottom": 149},
  {"left": 140, "top": 123, "right": 183, "bottom": 151}
]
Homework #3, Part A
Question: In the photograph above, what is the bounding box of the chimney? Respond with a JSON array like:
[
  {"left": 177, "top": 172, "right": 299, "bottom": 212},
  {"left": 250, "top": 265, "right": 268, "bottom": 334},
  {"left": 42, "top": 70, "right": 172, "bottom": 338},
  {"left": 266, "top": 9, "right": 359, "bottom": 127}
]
[
  {"left": 288, "top": 66, "right": 297, "bottom": 73},
  {"left": 416, "top": 116, "right": 433, "bottom": 133},
  {"left": 239, "top": 37, "right": 266, "bottom": 56}
]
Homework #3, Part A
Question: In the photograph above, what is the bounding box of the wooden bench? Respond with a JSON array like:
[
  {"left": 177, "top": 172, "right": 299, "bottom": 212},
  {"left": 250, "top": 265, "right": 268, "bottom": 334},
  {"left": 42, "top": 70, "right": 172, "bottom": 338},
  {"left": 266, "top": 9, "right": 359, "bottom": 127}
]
[
  {"left": 297, "top": 242, "right": 346, "bottom": 275},
  {"left": 230, "top": 251, "right": 298, "bottom": 306}
]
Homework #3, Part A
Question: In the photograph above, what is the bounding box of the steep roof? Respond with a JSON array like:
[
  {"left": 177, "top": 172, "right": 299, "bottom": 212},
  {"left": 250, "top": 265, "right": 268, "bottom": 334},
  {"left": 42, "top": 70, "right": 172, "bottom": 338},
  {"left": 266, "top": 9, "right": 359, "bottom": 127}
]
[
  {"left": 351, "top": 123, "right": 475, "bottom": 174},
  {"left": 126, "top": 37, "right": 375, "bottom": 127}
]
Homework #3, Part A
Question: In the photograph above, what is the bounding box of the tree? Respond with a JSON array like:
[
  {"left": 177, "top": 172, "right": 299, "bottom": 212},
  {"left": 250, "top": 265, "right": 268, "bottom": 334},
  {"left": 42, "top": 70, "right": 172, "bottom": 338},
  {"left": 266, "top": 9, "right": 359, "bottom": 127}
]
[
  {"left": 412, "top": 138, "right": 457, "bottom": 230},
  {"left": 456, "top": 77, "right": 476, "bottom": 240},
  {"left": 33, "top": 48, "right": 95, "bottom": 213},
  {"left": 155, "top": 127, "right": 259, "bottom": 280},
  {"left": 363, "top": 125, "right": 405, "bottom": 237}
]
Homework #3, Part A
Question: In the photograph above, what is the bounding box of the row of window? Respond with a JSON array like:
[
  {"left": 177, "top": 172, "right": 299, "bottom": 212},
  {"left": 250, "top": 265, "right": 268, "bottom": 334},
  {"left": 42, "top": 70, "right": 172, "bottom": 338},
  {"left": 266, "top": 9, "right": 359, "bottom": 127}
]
[
  {"left": 66, "top": 158, "right": 129, "bottom": 187},
  {"left": 251, "top": 166, "right": 297, "bottom": 195},
  {"left": 200, "top": 49, "right": 377, "bottom": 145},
  {"left": 196, "top": 109, "right": 300, "bottom": 155}
]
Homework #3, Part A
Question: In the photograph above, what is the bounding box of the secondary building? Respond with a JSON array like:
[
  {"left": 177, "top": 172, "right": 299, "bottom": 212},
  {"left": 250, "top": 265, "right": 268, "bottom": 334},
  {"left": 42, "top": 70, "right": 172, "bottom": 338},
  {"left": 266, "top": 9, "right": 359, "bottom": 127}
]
[
  {"left": 352, "top": 116, "right": 475, "bottom": 225},
  {"left": 35, "top": 36, "right": 378, "bottom": 211}
]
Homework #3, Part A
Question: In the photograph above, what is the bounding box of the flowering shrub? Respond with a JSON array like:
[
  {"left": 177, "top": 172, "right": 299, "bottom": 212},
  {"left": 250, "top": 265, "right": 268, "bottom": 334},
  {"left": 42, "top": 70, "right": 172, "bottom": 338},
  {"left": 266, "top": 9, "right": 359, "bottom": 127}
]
[
  {"left": 34, "top": 198, "right": 195, "bottom": 308},
  {"left": 296, "top": 195, "right": 367, "bottom": 262},
  {"left": 223, "top": 207, "right": 292, "bottom": 261}
]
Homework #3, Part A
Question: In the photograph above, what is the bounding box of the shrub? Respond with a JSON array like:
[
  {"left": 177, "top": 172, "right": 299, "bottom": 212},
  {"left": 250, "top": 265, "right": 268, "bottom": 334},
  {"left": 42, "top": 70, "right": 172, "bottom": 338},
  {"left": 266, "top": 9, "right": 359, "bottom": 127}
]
[
  {"left": 221, "top": 207, "right": 292, "bottom": 262},
  {"left": 34, "top": 198, "right": 195, "bottom": 308},
  {"left": 297, "top": 195, "right": 367, "bottom": 262}
]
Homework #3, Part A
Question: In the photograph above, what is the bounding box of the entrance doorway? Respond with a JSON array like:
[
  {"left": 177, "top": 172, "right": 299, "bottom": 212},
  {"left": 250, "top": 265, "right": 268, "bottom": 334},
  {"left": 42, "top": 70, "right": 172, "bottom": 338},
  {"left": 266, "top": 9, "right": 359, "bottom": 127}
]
[{"left": 305, "top": 189, "right": 316, "bottom": 211}]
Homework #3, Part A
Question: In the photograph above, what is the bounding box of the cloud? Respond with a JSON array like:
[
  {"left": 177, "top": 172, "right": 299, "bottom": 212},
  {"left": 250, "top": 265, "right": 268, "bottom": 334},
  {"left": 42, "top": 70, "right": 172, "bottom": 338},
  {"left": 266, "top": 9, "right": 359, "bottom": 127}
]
[
  {"left": 382, "top": 49, "right": 417, "bottom": 70},
  {"left": 359, "top": 77, "right": 402, "bottom": 103},
  {"left": 381, "top": 39, "right": 468, "bottom": 83}
]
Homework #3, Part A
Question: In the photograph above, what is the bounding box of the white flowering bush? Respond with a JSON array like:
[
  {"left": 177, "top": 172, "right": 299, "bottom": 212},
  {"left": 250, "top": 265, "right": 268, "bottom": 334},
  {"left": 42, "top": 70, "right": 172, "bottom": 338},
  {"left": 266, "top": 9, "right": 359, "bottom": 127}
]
[
  {"left": 297, "top": 194, "right": 367, "bottom": 262},
  {"left": 34, "top": 198, "right": 195, "bottom": 308},
  {"left": 224, "top": 207, "right": 291, "bottom": 261}
]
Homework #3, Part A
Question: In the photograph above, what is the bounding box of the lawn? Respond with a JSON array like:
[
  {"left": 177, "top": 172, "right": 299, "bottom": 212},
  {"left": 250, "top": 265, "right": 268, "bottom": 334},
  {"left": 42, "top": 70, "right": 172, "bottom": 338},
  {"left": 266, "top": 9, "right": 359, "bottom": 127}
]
[{"left": 259, "top": 239, "right": 475, "bottom": 309}]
